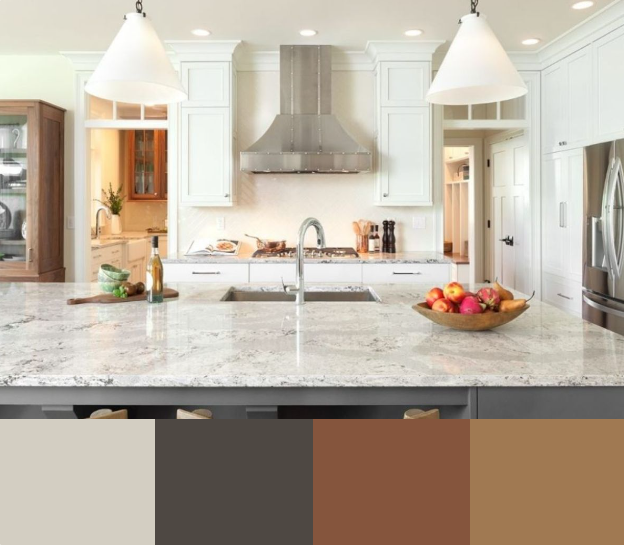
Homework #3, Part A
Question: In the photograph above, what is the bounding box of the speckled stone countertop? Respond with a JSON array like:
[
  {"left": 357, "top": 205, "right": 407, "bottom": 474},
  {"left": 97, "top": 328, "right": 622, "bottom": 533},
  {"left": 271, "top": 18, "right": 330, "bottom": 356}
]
[
  {"left": 164, "top": 251, "right": 452, "bottom": 265},
  {"left": 91, "top": 232, "right": 168, "bottom": 249},
  {"left": 1, "top": 283, "right": 624, "bottom": 389}
]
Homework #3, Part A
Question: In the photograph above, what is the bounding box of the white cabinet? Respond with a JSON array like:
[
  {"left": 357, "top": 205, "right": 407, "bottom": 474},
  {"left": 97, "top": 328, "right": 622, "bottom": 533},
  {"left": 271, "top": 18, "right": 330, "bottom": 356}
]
[
  {"left": 542, "top": 149, "right": 583, "bottom": 314},
  {"left": 182, "top": 62, "right": 230, "bottom": 107},
  {"left": 594, "top": 26, "right": 624, "bottom": 140},
  {"left": 180, "top": 61, "right": 237, "bottom": 207},
  {"left": 542, "top": 46, "right": 592, "bottom": 153},
  {"left": 375, "top": 62, "right": 432, "bottom": 206},
  {"left": 181, "top": 108, "right": 232, "bottom": 206},
  {"left": 362, "top": 263, "right": 450, "bottom": 285},
  {"left": 90, "top": 244, "right": 123, "bottom": 282},
  {"left": 164, "top": 263, "right": 249, "bottom": 283},
  {"left": 380, "top": 62, "right": 430, "bottom": 107},
  {"left": 249, "top": 263, "right": 363, "bottom": 284},
  {"left": 125, "top": 240, "right": 148, "bottom": 284}
]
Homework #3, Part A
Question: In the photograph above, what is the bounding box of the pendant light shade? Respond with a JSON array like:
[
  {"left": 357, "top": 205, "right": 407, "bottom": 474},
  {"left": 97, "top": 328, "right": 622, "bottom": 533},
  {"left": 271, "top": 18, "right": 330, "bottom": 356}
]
[
  {"left": 427, "top": 14, "right": 527, "bottom": 105},
  {"left": 86, "top": 12, "right": 187, "bottom": 105}
]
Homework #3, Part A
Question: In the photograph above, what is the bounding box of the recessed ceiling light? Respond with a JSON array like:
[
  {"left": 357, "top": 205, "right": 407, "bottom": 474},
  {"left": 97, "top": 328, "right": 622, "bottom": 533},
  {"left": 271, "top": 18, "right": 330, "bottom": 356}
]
[
  {"left": 572, "top": 1, "right": 595, "bottom": 9},
  {"left": 404, "top": 29, "right": 424, "bottom": 37},
  {"left": 522, "top": 38, "right": 541, "bottom": 46},
  {"left": 299, "top": 29, "right": 317, "bottom": 37},
  {"left": 191, "top": 29, "right": 211, "bottom": 37}
]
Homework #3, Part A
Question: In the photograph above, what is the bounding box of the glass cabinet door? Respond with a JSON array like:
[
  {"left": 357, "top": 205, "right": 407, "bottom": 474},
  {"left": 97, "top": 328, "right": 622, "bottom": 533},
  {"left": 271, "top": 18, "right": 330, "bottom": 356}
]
[
  {"left": 129, "top": 129, "right": 167, "bottom": 200},
  {"left": 0, "top": 109, "right": 30, "bottom": 272}
]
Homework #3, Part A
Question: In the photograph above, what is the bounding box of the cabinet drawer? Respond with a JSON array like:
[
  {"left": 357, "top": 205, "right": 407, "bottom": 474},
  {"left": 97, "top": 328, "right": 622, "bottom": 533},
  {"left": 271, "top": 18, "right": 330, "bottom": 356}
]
[
  {"left": 164, "top": 264, "right": 249, "bottom": 283},
  {"left": 542, "top": 274, "right": 582, "bottom": 315},
  {"left": 362, "top": 264, "right": 450, "bottom": 284},
  {"left": 249, "top": 263, "right": 363, "bottom": 284}
]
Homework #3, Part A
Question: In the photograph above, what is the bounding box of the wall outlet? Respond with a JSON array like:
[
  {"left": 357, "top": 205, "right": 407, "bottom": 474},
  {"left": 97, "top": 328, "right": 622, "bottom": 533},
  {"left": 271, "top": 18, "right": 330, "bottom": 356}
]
[
  {"left": 216, "top": 217, "right": 226, "bottom": 231},
  {"left": 66, "top": 216, "right": 75, "bottom": 230},
  {"left": 412, "top": 216, "right": 426, "bottom": 229}
]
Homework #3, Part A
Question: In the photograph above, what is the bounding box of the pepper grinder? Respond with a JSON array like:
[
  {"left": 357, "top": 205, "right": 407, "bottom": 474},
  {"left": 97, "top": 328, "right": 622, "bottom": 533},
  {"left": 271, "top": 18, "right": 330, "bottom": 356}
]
[
  {"left": 382, "top": 220, "right": 389, "bottom": 253},
  {"left": 388, "top": 220, "right": 397, "bottom": 254}
]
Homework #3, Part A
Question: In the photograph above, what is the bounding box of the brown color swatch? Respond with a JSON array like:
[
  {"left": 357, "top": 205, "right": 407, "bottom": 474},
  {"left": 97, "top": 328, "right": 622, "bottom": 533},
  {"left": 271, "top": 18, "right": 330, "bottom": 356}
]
[
  {"left": 471, "top": 420, "right": 624, "bottom": 545},
  {"left": 313, "top": 420, "right": 470, "bottom": 545},
  {"left": 155, "top": 420, "right": 313, "bottom": 545}
]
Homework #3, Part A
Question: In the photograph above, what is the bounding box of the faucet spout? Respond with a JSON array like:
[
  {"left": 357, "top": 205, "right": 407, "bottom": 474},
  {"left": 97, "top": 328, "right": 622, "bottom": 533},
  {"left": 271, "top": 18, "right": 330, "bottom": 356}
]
[
  {"left": 94, "top": 205, "right": 112, "bottom": 240},
  {"left": 285, "top": 218, "right": 326, "bottom": 305}
]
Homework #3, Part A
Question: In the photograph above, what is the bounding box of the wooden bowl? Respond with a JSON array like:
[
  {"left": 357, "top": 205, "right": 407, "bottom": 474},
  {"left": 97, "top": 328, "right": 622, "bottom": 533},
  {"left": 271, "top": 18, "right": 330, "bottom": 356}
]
[{"left": 412, "top": 303, "right": 530, "bottom": 331}]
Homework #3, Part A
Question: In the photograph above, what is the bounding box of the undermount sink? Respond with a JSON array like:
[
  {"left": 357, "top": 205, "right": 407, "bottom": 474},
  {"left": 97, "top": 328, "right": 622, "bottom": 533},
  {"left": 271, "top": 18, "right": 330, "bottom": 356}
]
[{"left": 221, "top": 286, "right": 381, "bottom": 303}]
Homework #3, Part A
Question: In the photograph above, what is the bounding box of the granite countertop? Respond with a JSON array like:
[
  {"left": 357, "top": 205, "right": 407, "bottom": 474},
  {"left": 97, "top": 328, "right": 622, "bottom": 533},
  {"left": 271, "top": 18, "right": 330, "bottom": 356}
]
[
  {"left": 1, "top": 283, "right": 624, "bottom": 389},
  {"left": 91, "top": 232, "right": 168, "bottom": 249},
  {"left": 165, "top": 251, "right": 452, "bottom": 265}
]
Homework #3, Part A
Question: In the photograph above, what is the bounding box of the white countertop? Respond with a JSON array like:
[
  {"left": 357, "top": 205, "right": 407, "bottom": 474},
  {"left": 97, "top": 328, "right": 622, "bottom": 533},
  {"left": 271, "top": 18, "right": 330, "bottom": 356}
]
[
  {"left": 91, "top": 232, "right": 168, "bottom": 249},
  {"left": 1, "top": 282, "right": 623, "bottom": 389},
  {"left": 164, "top": 251, "right": 452, "bottom": 265}
]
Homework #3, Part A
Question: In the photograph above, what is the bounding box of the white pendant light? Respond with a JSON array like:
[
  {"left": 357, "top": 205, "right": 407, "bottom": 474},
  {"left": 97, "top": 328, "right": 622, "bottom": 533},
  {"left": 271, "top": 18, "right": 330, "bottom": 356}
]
[
  {"left": 85, "top": 1, "right": 187, "bottom": 105},
  {"left": 427, "top": 0, "right": 527, "bottom": 105}
]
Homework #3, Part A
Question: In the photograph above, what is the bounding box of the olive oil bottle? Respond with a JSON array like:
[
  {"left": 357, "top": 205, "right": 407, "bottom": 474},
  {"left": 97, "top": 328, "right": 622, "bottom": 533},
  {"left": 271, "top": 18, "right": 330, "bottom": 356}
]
[{"left": 146, "top": 236, "right": 164, "bottom": 304}]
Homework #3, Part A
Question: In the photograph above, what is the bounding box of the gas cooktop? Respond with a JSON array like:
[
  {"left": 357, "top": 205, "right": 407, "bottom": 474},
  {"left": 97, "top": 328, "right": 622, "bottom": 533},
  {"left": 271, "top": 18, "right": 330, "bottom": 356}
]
[{"left": 252, "top": 247, "right": 359, "bottom": 259}]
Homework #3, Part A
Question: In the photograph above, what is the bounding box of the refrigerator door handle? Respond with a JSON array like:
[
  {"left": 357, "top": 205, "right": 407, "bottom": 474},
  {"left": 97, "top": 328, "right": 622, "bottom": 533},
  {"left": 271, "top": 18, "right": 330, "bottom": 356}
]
[
  {"left": 606, "top": 157, "right": 624, "bottom": 279},
  {"left": 583, "top": 292, "right": 624, "bottom": 320}
]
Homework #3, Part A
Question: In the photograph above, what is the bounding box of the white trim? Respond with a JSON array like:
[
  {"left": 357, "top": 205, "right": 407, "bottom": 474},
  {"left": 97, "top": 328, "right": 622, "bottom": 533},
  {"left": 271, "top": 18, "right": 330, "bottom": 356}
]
[
  {"left": 85, "top": 120, "right": 168, "bottom": 130},
  {"left": 168, "top": 104, "right": 179, "bottom": 257},
  {"left": 443, "top": 120, "right": 530, "bottom": 131}
]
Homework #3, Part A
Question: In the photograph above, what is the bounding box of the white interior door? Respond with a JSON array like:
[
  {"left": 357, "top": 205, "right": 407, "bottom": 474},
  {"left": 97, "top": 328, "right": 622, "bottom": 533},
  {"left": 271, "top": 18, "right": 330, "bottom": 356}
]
[{"left": 489, "top": 134, "right": 530, "bottom": 292}]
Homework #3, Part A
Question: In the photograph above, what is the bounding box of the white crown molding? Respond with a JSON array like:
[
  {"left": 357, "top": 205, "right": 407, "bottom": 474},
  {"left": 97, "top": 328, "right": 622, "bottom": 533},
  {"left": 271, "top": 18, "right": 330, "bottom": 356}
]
[
  {"left": 365, "top": 40, "right": 446, "bottom": 63},
  {"left": 60, "top": 51, "right": 104, "bottom": 71},
  {"left": 537, "top": 0, "right": 624, "bottom": 67},
  {"left": 165, "top": 40, "right": 242, "bottom": 61}
]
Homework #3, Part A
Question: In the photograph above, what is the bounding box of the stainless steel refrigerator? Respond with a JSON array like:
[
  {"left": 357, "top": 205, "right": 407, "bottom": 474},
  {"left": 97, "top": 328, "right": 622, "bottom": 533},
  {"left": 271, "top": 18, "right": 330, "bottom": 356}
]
[{"left": 583, "top": 141, "right": 624, "bottom": 335}]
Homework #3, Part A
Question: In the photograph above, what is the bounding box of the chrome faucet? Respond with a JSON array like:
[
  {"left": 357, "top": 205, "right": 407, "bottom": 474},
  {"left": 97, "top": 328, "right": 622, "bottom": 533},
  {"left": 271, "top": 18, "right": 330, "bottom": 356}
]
[
  {"left": 94, "top": 206, "right": 112, "bottom": 239},
  {"left": 283, "top": 218, "right": 327, "bottom": 305}
]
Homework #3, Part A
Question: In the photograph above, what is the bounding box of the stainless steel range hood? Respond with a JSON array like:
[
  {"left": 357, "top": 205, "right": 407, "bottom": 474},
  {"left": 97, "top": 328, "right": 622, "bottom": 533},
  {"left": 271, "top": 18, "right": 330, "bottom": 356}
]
[{"left": 240, "top": 45, "right": 372, "bottom": 174}]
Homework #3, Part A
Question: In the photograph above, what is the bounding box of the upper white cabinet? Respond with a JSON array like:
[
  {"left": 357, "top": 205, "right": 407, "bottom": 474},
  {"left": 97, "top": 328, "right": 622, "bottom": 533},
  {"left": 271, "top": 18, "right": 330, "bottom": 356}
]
[
  {"left": 180, "top": 60, "right": 237, "bottom": 207},
  {"left": 182, "top": 62, "right": 230, "bottom": 107},
  {"left": 375, "top": 61, "right": 432, "bottom": 206},
  {"left": 594, "top": 26, "right": 624, "bottom": 140},
  {"left": 379, "top": 107, "right": 431, "bottom": 206},
  {"left": 380, "top": 62, "right": 430, "bottom": 107},
  {"left": 542, "top": 46, "right": 593, "bottom": 154}
]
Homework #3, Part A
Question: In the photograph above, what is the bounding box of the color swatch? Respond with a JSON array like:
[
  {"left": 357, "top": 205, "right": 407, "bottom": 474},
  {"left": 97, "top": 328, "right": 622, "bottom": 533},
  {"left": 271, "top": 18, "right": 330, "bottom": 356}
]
[{"left": 2, "top": 420, "right": 624, "bottom": 545}]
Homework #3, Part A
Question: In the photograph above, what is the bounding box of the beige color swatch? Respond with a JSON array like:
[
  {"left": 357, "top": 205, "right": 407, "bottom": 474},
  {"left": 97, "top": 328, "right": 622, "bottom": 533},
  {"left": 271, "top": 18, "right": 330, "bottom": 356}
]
[
  {"left": 0, "top": 421, "right": 155, "bottom": 545},
  {"left": 471, "top": 420, "right": 624, "bottom": 545}
]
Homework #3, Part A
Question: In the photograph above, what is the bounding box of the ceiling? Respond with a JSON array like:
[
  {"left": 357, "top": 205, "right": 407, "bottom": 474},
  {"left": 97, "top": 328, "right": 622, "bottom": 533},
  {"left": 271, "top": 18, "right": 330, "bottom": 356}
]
[{"left": 0, "top": 0, "right": 612, "bottom": 54}]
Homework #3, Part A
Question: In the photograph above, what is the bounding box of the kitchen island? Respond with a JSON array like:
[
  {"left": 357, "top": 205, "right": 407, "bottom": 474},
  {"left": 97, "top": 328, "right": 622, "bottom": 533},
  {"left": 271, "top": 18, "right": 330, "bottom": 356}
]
[{"left": 1, "top": 283, "right": 624, "bottom": 419}]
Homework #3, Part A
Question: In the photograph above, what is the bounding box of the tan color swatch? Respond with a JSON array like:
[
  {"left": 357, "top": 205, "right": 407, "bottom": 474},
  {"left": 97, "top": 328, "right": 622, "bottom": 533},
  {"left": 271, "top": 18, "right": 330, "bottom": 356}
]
[
  {"left": 471, "top": 420, "right": 624, "bottom": 545},
  {"left": 313, "top": 420, "right": 470, "bottom": 545},
  {"left": 0, "top": 421, "right": 155, "bottom": 545}
]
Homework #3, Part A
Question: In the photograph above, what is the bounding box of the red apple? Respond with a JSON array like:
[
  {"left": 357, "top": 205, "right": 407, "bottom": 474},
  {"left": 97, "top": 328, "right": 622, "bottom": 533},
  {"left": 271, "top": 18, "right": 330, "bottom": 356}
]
[
  {"left": 443, "top": 282, "right": 467, "bottom": 304},
  {"left": 425, "top": 287, "right": 445, "bottom": 308},
  {"left": 432, "top": 298, "right": 458, "bottom": 313}
]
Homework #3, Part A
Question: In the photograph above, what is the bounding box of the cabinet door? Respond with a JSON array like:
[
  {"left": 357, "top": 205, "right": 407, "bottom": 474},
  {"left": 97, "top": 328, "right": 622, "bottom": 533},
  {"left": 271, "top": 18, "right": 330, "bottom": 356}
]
[
  {"left": 380, "top": 62, "right": 430, "bottom": 107},
  {"left": 595, "top": 26, "right": 624, "bottom": 139},
  {"left": 542, "top": 154, "right": 566, "bottom": 276},
  {"left": 379, "top": 107, "right": 431, "bottom": 206},
  {"left": 565, "top": 150, "right": 584, "bottom": 283},
  {"left": 127, "top": 130, "right": 167, "bottom": 201},
  {"left": 542, "top": 62, "right": 568, "bottom": 154},
  {"left": 182, "top": 62, "right": 230, "bottom": 107},
  {"left": 567, "top": 47, "right": 593, "bottom": 148},
  {"left": 181, "top": 108, "right": 233, "bottom": 206}
]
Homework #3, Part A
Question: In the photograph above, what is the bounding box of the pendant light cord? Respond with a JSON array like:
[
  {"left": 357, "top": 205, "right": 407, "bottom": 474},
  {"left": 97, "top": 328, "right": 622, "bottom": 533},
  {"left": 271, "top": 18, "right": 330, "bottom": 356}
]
[
  {"left": 135, "top": 0, "right": 146, "bottom": 17},
  {"left": 470, "top": 0, "right": 480, "bottom": 15}
]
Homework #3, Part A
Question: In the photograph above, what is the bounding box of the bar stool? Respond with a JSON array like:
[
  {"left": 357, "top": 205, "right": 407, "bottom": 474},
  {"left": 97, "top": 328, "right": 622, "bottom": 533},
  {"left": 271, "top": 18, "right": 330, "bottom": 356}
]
[
  {"left": 89, "top": 409, "right": 128, "bottom": 419},
  {"left": 176, "top": 409, "right": 213, "bottom": 420},
  {"left": 404, "top": 408, "right": 440, "bottom": 420}
]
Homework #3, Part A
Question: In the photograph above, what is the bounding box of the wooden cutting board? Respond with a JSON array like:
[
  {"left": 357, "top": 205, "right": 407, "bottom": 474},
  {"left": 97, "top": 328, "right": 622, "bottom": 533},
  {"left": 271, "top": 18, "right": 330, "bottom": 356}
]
[{"left": 67, "top": 288, "right": 179, "bottom": 305}]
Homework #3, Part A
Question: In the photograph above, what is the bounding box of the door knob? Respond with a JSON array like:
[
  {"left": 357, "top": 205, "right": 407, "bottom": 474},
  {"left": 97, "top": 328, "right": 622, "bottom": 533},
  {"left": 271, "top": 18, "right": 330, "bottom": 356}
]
[{"left": 499, "top": 236, "right": 514, "bottom": 247}]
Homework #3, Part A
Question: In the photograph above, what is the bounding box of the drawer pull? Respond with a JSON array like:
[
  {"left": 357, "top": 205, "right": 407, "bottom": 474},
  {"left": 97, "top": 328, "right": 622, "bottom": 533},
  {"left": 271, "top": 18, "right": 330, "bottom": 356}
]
[
  {"left": 192, "top": 271, "right": 221, "bottom": 275},
  {"left": 557, "top": 293, "right": 573, "bottom": 301},
  {"left": 393, "top": 272, "right": 422, "bottom": 276}
]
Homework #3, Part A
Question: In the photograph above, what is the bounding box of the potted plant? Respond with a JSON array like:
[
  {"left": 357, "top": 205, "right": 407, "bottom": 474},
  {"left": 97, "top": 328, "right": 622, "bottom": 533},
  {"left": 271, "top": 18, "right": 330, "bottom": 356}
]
[{"left": 98, "top": 183, "right": 125, "bottom": 235}]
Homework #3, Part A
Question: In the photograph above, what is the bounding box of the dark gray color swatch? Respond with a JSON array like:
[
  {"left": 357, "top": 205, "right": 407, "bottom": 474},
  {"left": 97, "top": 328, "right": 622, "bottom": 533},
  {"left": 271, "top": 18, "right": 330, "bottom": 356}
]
[{"left": 156, "top": 420, "right": 313, "bottom": 545}]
